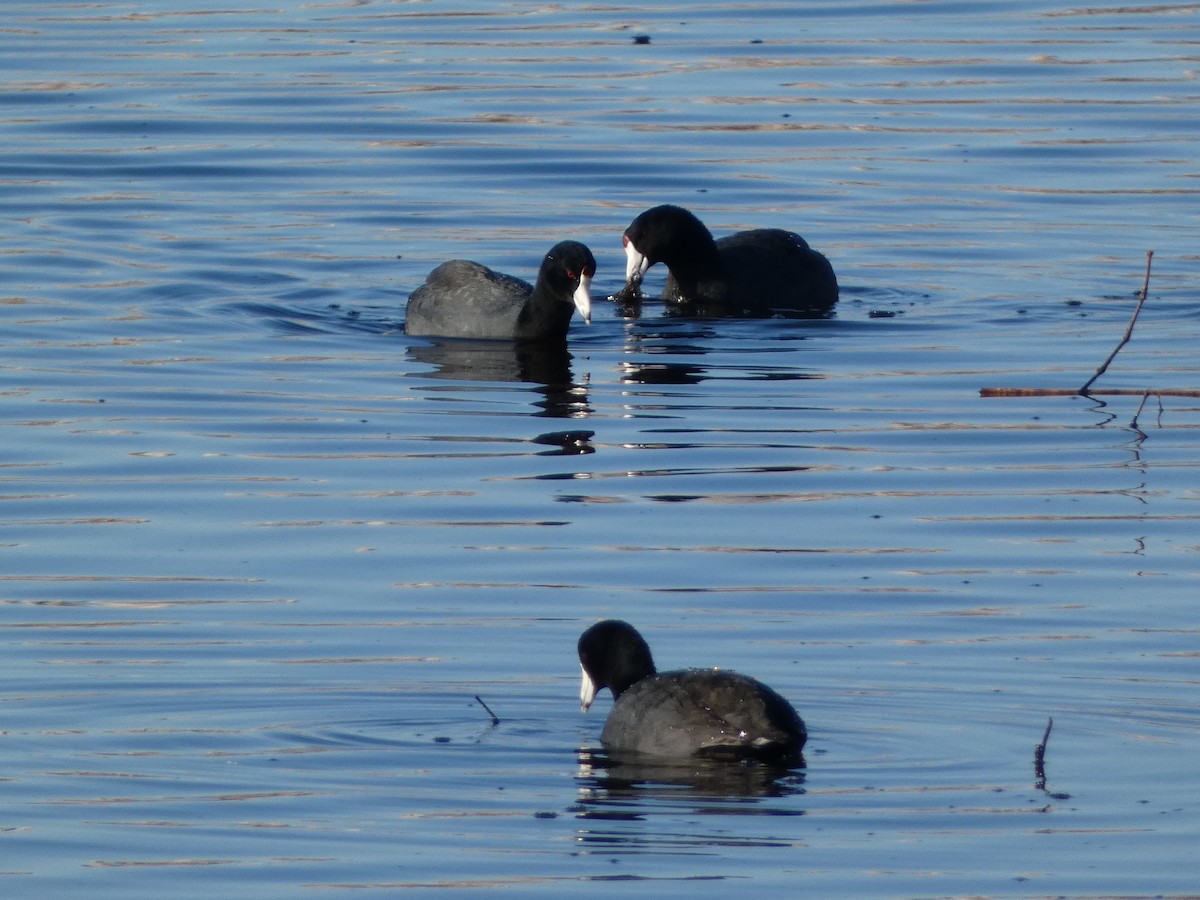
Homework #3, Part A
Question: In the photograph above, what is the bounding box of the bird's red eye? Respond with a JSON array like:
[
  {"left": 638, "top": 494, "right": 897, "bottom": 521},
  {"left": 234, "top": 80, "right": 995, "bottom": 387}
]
[{"left": 566, "top": 269, "right": 576, "bottom": 280}]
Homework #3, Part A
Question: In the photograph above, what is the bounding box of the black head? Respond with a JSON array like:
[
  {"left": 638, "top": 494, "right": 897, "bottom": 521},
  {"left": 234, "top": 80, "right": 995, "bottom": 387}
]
[
  {"left": 539, "top": 240, "right": 596, "bottom": 292},
  {"left": 533, "top": 240, "right": 595, "bottom": 325},
  {"left": 623, "top": 205, "right": 717, "bottom": 268},
  {"left": 621, "top": 205, "right": 722, "bottom": 292},
  {"left": 578, "top": 619, "right": 657, "bottom": 709}
]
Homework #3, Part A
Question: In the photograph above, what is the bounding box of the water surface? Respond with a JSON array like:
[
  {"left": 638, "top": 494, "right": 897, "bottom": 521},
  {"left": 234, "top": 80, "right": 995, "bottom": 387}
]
[{"left": 2, "top": 1, "right": 1199, "bottom": 897}]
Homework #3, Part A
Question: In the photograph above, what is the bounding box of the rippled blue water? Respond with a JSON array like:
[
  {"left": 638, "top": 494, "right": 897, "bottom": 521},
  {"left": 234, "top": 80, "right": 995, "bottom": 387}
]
[{"left": 3, "top": 1, "right": 1199, "bottom": 897}]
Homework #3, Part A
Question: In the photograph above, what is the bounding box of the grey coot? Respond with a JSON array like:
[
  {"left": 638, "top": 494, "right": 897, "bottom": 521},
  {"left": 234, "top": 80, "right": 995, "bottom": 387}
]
[
  {"left": 620, "top": 204, "right": 837, "bottom": 316},
  {"left": 404, "top": 240, "right": 595, "bottom": 342},
  {"left": 578, "top": 619, "right": 807, "bottom": 761}
]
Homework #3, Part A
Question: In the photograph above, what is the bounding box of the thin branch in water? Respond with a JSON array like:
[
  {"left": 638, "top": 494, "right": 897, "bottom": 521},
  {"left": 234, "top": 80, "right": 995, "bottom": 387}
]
[
  {"left": 981, "top": 387, "right": 1200, "bottom": 398},
  {"left": 475, "top": 694, "right": 500, "bottom": 727},
  {"left": 1035, "top": 717, "right": 1053, "bottom": 791},
  {"left": 1080, "top": 250, "right": 1153, "bottom": 394},
  {"left": 1130, "top": 391, "right": 1151, "bottom": 431},
  {"left": 981, "top": 252, "right": 1182, "bottom": 401}
]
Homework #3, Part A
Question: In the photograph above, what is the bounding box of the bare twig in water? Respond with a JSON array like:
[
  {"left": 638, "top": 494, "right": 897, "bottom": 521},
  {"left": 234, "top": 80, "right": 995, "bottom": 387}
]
[
  {"left": 475, "top": 695, "right": 500, "bottom": 727},
  {"left": 1079, "top": 250, "right": 1153, "bottom": 394},
  {"left": 980, "top": 251, "right": 1187, "bottom": 400},
  {"left": 981, "top": 387, "right": 1200, "bottom": 398},
  {"left": 1034, "top": 717, "right": 1053, "bottom": 789},
  {"left": 1130, "top": 391, "right": 1151, "bottom": 431}
]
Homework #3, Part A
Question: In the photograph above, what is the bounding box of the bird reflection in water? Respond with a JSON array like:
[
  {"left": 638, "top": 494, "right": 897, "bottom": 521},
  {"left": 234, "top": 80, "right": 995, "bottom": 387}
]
[
  {"left": 406, "top": 339, "right": 589, "bottom": 419},
  {"left": 572, "top": 747, "right": 806, "bottom": 840}
]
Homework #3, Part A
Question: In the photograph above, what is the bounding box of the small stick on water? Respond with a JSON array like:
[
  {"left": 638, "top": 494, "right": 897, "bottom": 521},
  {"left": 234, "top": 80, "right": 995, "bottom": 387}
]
[
  {"left": 980, "top": 251, "right": 1180, "bottom": 400},
  {"left": 475, "top": 695, "right": 500, "bottom": 727},
  {"left": 1079, "top": 250, "right": 1153, "bottom": 395},
  {"left": 981, "top": 387, "right": 1200, "bottom": 398},
  {"left": 1130, "top": 391, "right": 1151, "bottom": 431},
  {"left": 1034, "top": 717, "right": 1053, "bottom": 787}
]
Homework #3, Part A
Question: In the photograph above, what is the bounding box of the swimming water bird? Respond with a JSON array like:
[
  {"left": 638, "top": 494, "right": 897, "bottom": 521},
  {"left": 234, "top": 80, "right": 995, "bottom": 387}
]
[
  {"left": 620, "top": 204, "right": 837, "bottom": 316},
  {"left": 404, "top": 241, "right": 595, "bottom": 342},
  {"left": 578, "top": 619, "right": 807, "bottom": 761}
]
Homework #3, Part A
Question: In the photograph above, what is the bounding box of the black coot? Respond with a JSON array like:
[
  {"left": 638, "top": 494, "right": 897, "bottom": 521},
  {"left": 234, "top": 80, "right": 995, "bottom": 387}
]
[
  {"left": 578, "top": 619, "right": 807, "bottom": 761},
  {"left": 620, "top": 204, "right": 837, "bottom": 316},
  {"left": 405, "top": 240, "right": 595, "bottom": 342}
]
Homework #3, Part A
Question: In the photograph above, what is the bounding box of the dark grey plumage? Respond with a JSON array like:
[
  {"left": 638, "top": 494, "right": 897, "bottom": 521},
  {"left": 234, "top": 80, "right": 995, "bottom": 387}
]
[
  {"left": 405, "top": 240, "right": 595, "bottom": 342},
  {"left": 578, "top": 619, "right": 807, "bottom": 761}
]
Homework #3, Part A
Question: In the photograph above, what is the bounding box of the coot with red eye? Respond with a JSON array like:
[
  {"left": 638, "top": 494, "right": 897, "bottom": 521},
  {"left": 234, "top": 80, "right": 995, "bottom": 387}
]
[
  {"left": 578, "top": 619, "right": 807, "bottom": 762},
  {"left": 620, "top": 204, "right": 837, "bottom": 317},
  {"left": 405, "top": 241, "right": 595, "bottom": 342}
]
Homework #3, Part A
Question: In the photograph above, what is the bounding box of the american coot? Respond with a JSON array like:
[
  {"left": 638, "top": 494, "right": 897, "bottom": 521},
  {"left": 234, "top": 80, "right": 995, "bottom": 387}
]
[
  {"left": 405, "top": 240, "right": 595, "bottom": 342},
  {"left": 620, "top": 204, "right": 837, "bottom": 316},
  {"left": 578, "top": 619, "right": 807, "bottom": 761}
]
